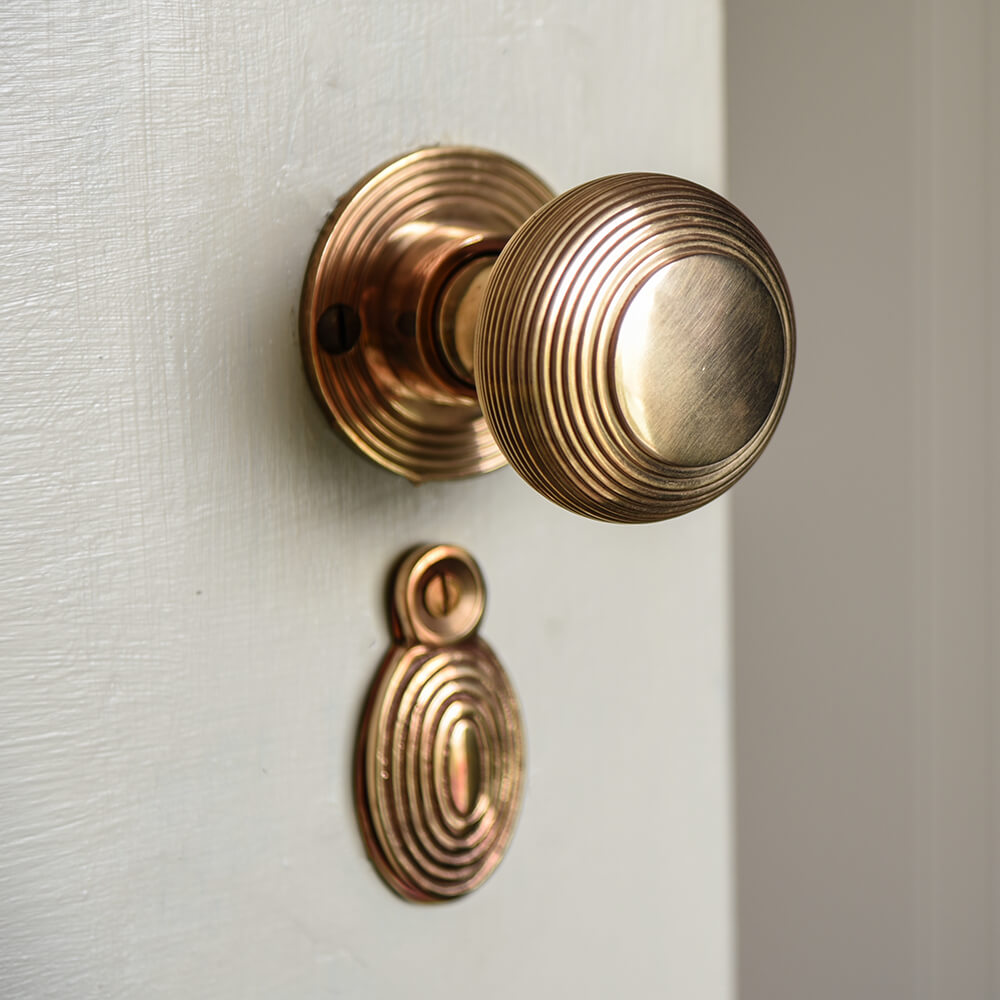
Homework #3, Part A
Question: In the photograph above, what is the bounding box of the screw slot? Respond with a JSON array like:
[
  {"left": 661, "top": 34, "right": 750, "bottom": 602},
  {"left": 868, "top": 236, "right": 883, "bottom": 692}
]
[{"left": 317, "top": 303, "right": 361, "bottom": 355}]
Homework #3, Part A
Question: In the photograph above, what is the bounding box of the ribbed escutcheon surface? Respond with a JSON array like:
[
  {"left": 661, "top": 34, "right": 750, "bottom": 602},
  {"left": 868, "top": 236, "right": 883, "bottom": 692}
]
[
  {"left": 360, "top": 642, "right": 523, "bottom": 900},
  {"left": 474, "top": 174, "right": 795, "bottom": 523}
]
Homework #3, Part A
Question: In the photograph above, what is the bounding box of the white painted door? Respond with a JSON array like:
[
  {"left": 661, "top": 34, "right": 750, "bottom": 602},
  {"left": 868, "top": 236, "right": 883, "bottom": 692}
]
[{"left": 1, "top": 3, "right": 731, "bottom": 997}]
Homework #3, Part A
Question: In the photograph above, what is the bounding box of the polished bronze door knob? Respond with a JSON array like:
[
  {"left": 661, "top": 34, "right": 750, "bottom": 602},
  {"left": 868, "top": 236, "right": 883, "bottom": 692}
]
[{"left": 300, "top": 147, "right": 794, "bottom": 523}]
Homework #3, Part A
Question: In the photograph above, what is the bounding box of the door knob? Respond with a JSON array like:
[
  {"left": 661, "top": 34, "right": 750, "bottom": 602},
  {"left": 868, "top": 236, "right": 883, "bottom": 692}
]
[{"left": 300, "top": 147, "right": 794, "bottom": 522}]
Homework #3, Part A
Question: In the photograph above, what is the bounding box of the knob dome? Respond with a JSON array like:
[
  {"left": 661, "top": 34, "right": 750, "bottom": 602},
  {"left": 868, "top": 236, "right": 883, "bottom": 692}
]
[{"left": 474, "top": 174, "right": 794, "bottom": 522}]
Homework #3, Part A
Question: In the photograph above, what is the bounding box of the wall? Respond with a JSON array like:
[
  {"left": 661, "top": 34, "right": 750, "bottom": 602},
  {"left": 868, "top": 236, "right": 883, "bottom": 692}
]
[{"left": 728, "top": 1, "right": 997, "bottom": 997}]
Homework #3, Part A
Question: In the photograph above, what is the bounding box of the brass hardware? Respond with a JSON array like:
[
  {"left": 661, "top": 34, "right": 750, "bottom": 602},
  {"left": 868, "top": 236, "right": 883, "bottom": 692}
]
[
  {"left": 301, "top": 147, "right": 794, "bottom": 522},
  {"left": 355, "top": 544, "right": 524, "bottom": 902}
]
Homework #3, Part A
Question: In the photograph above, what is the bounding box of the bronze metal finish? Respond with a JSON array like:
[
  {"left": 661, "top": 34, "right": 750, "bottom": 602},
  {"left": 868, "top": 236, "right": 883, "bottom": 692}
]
[
  {"left": 300, "top": 148, "right": 553, "bottom": 481},
  {"left": 355, "top": 544, "right": 524, "bottom": 902},
  {"left": 301, "top": 147, "right": 794, "bottom": 521}
]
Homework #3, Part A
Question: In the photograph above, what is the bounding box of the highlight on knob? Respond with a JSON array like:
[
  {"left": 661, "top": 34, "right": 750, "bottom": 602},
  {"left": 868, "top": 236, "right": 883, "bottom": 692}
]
[{"left": 300, "top": 147, "right": 794, "bottom": 523}]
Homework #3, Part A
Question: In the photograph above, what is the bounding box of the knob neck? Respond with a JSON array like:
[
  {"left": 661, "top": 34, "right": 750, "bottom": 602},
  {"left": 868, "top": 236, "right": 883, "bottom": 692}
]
[{"left": 435, "top": 257, "right": 494, "bottom": 389}]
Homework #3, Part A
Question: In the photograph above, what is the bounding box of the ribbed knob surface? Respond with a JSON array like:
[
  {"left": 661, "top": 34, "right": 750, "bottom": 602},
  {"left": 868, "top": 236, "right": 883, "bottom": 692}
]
[{"left": 475, "top": 174, "right": 795, "bottom": 523}]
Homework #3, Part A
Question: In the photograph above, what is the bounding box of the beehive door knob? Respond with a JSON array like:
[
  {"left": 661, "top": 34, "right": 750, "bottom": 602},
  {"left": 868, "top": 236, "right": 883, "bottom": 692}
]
[
  {"left": 300, "top": 148, "right": 794, "bottom": 523},
  {"left": 474, "top": 174, "right": 793, "bottom": 522}
]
